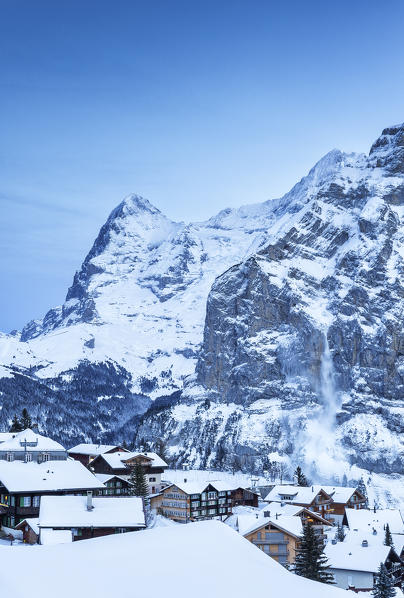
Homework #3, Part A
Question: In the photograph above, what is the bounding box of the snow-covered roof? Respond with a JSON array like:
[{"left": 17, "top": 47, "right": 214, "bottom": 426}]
[
  {"left": 325, "top": 541, "right": 392, "bottom": 573},
  {"left": 0, "top": 429, "right": 66, "bottom": 452},
  {"left": 343, "top": 528, "right": 404, "bottom": 556},
  {"left": 97, "top": 451, "right": 136, "bottom": 469},
  {"left": 264, "top": 484, "right": 328, "bottom": 504},
  {"left": 39, "top": 495, "right": 145, "bottom": 529},
  {"left": 321, "top": 486, "right": 359, "bottom": 503},
  {"left": 1, "top": 520, "right": 351, "bottom": 598},
  {"left": 40, "top": 528, "right": 73, "bottom": 546},
  {"left": 0, "top": 432, "right": 15, "bottom": 444},
  {"left": 0, "top": 460, "right": 104, "bottom": 493},
  {"left": 94, "top": 473, "right": 129, "bottom": 484},
  {"left": 68, "top": 443, "right": 126, "bottom": 456},
  {"left": 345, "top": 508, "right": 404, "bottom": 534},
  {"left": 259, "top": 502, "right": 330, "bottom": 524},
  {"left": 138, "top": 452, "right": 168, "bottom": 468},
  {"left": 241, "top": 514, "right": 303, "bottom": 538},
  {"left": 16, "top": 518, "right": 39, "bottom": 535},
  {"left": 166, "top": 479, "right": 246, "bottom": 495}
]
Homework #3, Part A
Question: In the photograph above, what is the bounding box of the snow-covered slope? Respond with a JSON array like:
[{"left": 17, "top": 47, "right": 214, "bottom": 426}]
[{"left": 1, "top": 520, "right": 351, "bottom": 598}]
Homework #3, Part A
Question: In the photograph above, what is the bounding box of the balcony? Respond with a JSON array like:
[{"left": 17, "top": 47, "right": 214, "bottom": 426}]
[{"left": 0, "top": 503, "right": 8, "bottom": 515}]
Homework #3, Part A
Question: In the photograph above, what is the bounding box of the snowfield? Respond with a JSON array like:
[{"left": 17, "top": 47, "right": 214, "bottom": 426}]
[{"left": 1, "top": 520, "right": 353, "bottom": 598}]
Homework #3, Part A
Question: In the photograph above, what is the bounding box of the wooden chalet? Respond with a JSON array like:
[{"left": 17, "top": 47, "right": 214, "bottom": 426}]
[
  {"left": 68, "top": 443, "right": 129, "bottom": 467},
  {"left": 90, "top": 450, "right": 167, "bottom": 494},
  {"left": 242, "top": 515, "right": 303, "bottom": 566},
  {"left": 0, "top": 460, "right": 104, "bottom": 530}
]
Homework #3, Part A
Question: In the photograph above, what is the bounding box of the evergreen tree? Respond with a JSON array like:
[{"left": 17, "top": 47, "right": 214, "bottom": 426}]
[
  {"left": 128, "top": 462, "right": 149, "bottom": 498},
  {"left": 335, "top": 522, "right": 346, "bottom": 542},
  {"left": 371, "top": 563, "right": 396, "bottom": 598},
  {"left": 155, "top": 438, "right": 169, "bottom": 464},
  {"left": 9, "top": 414, "right": 23, "bottom": 432},
  {"left": 342, "top": 473, "right": 348, "bottom": 487},
  {"left": 294, "top": 465, "right": 309, "bottom": 487},
  {"left": 357, "top": 477, "right": 369, "bottom": 508},
  {"left": 384, "top": 524, "right": 394, "bottom": 548},
  {"left": 21, "top": 408, "right": 32, "bottom": 430},
  {"left": 295, "top": 522, "right": 335, "bottom": 584}
]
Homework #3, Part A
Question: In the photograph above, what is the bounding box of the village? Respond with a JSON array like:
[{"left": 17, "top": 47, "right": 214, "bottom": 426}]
[{"left": 0, "top": 419, "right": 403, "bottom": 597}]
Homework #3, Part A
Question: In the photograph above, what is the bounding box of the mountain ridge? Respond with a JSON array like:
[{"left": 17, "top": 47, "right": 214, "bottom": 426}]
[{"left": 0, "top": 123, "right": 403, "bottom": 504}]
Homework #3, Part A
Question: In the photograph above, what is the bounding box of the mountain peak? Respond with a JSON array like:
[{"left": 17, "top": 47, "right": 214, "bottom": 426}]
[
  {"left": 108, "top": 194, "right": 162, "bottom": 223},
  {"left": 369, "top": 122, "right": 404, "bottom": 174}
]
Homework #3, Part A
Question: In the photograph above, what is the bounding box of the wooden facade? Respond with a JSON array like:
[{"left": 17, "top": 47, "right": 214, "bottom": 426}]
[
  {"left": 244, "top": 521, "right": 299, "bottom": 566},
  {"left": 152, "top": 483, "right": 233, "bottom": 522},
  {"left": 0, "top": 486, "right": 103, "bottom": 529}
]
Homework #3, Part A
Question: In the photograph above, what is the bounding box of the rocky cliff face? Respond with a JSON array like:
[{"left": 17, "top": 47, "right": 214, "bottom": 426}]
[
  {"left": 0, "top": 124, "right": 403, "bottom": 487},
  {"left": 134, "top": 125, "right": 404, "bottom": 482}
]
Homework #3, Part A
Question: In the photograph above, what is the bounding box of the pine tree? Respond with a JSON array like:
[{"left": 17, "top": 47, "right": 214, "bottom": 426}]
[
  {"left": 155, "top": 438, "right": 169, "bottom": 464},
  {"left": 294, "top": 465, "right": 309, "bottom": 487},
  {"left": 371, "top": 563, "right": 396, "bottom": 598},
  {"left": 295, "top": 522, "right": 335, "bottom": 584},
  {"left": 384, "top": 524, "right": 394, "bottom": 548},
  {"left": 9, "top": 414, "right": 23, "bottom": 432},
  {"left": 335, "top": 522, "right": 346, "bottom": 542},
  {"left": 128, "top": 462, "right": 149, "bottom": 498},
  {"left": 357, "top": 477, "right": 369, "bottom": 508},
  {"left": 21, "top": 408, "right": 32, "bottom": 430}
]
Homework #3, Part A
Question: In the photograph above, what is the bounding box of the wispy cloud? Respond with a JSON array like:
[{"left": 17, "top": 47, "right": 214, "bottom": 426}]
[{"left": 0, "top": 193, "right": 85, "bottom": 216}]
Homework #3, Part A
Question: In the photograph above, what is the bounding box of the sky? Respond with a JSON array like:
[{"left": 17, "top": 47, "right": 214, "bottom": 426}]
[{"left": 1, "top": 0, "right": 404, "bottom": 331}]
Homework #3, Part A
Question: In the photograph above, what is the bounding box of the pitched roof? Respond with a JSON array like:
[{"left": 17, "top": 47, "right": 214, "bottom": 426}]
[
  {"left": 39, "top": 495, "right": 145, "bottom": 529},
  {"left": 321, "top": 486, "right": 360, "bottom": 503},
  {"left": 241, "top": 514, "right": 303, "bottom": 538},
  {"left": 345, "top": 508, "right": 404, "bottom": 534},
  {"left": 0, "top": 429, "right": 66, "bottom": 452},
  {"left": 0, "top": 433, "right": 15, "bottom": 444},
  {"left": 68, "top": 443, "right": 126, "bottom": 456},
  {"left": 0, "top": 460, "right": 104, "bottom": 493},
  {"left": 325, "top": 541, "right": 393, "bottom": 573},
  {"left": 96, "top": 451, "right": 136, "bottom": 469},
  {"left": 15, "top": 518, "right": 39, "bottom": 535},
  {"left": 94, "top": 473, "right": 130, "bottom": 484},
  {"left": 264, "top": 484, "right": 329, "bottom": 504},
  {"left": 259, "top": 503, "right": 331, "bottom": 525}
]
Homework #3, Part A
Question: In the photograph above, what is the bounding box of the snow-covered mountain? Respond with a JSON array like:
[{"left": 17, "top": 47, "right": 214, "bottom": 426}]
[{"left": 0, "top": 123, "right": 403, "bottom": 496}]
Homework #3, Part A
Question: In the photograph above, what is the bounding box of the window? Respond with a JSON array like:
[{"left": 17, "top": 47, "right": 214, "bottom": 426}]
[
  {"left": 32, "top": 496, "right": 40, "bottom": 507},
  {"left": 24, "top": 453, "right": 32, "bottom": 462},
  {"left": 6, "top": 453, "right": 14, "bottom": 462},
  {"left": 19, "top": 496, "right": 31, "bottom": 507},
  {"left": 207, "top": 491, "right": 217, "bottom": 499},
  {"left": 149, "top": 477, "right": 156, "bottom": 482},
  {"left": 257, "top": 532, "right": 262, "bottom": 540},
  {"left": 42, "top": 453, "right": 50, "bottom": 462}
]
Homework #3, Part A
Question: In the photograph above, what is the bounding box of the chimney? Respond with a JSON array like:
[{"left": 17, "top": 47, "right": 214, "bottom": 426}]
[
  {"left": 311, "top": 486, "right": 314, "bottom": 492},
  {"left": 263, "top": 511, "right": 270, "bottom": 517},
  {"left": 184, "top": 478, "right": 187, "bottom": 483},
  {"left": 362, "top": 540, "right": 368, "bottom": 547},
  {"left": 87, "top": 491, "right": 93, "bottom": 511}
]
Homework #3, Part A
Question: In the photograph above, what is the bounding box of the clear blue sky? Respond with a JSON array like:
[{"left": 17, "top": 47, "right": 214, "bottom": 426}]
[{"left": 1, "top": 0, "right": 404, "bottom": 331}]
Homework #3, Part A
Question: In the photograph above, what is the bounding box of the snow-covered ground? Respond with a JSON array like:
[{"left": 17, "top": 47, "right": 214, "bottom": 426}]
[{"left": 1, "top": 520, "right": 353, "bottom": 598}]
